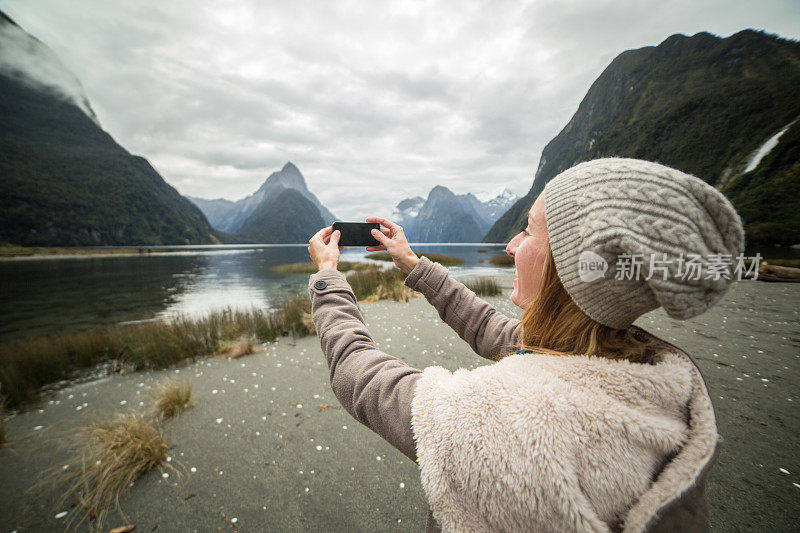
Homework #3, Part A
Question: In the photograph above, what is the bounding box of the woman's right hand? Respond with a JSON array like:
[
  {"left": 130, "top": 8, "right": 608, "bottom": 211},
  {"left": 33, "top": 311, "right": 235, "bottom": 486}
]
[{"left": 365, "top": 217, "right": 420, "bottom": 274}]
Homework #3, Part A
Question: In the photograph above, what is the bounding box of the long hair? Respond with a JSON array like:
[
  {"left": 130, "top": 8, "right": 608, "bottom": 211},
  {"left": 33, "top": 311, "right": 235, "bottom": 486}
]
[{"left": 513, "top": 245, "right": 666, "bottom": 364}]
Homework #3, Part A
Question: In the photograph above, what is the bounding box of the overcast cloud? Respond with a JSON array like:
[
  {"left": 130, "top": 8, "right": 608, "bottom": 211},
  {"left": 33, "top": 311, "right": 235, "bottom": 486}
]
[{"left": 2, "top": 0, "right": 799, "bottom": 220}]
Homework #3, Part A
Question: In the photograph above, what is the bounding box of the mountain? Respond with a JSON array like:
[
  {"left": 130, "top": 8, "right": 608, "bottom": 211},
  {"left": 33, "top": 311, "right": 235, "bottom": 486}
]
[
  {"left": 412, "top": 186, "right": 492, "bottom": 243},
  {"left": 394, "top": 187, "right": 517, "bottom": 242},
  {"left": 391, "top": 196, "right": 425, "bottom": 241},
  {"left": 484, "top": 30, "right": 800, "bottom": 246},
  {"left": 461, "top": 188, "right": 519, "bottom": 228},
  {"left": 185, "top": 197, "right": 237, "bottom": 231},
  {"left": 189, "top": 162, "right": 336, "bottom": 234},
  {"left": 481, "top": 188, "right": 519, "bottom": 220},
  {"left": 0, "top": 11, "right": 221, "bottom": 246},
  {"left": 235, "top": 188, "right": 325, "bottom": 243}
]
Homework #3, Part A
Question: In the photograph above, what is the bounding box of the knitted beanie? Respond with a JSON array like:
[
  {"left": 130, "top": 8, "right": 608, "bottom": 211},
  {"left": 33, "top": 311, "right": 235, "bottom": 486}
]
[{"left": 543, "top": 158, "right": 745, "bottom": 330}]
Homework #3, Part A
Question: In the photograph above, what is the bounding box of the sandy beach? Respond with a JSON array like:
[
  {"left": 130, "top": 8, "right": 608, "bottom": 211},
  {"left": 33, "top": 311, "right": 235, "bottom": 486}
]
[{"left": 1, "top": 273, "right": 798, "bottom": 532}]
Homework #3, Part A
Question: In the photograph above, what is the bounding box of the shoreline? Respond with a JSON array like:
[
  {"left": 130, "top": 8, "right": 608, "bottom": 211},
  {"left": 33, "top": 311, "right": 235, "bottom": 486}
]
[
  {"left": 1, "top": 276, "right": 798, "bottom": 531},
  {"left": 3, "top": 242, "right": 799, "bottom": 263},
  {"left": 0, "top": 243, "right": 511, "bottom": 261}
]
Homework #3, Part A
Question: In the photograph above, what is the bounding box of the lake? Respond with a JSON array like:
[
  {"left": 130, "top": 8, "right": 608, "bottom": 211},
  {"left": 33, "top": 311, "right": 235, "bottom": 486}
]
[{"left": 0, "top": 244, "right": 511, "bottom": 341}]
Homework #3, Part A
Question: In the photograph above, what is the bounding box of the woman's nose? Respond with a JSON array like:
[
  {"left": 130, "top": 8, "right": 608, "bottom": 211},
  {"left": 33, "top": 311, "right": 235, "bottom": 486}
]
[{"left": 506, "top": 235, "right": 518, "bottom": 256}]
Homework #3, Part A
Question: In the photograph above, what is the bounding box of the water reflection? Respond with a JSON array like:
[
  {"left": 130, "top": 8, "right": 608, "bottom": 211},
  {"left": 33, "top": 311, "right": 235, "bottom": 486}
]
[
  {"left": 156, "top": 247, "right": 314, "bottom": 319},
  {"left": 0, "top": 253, "right": 206, "bottom": 340},
  {"left": 0, "top": 244, "right": 510, "bottom": 341}
]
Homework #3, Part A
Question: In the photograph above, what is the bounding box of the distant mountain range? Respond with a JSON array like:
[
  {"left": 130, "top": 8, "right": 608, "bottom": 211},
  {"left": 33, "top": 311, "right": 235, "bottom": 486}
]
[
  {"left": 485, "top": 29, "right": 800, "bottom": 246},
  {"left": 0, "top": 11, "right": 222, "bottom": 246},
  {"left": 188, "top": 162, "right": 334, "bottom": 243},
  {"left": 393, "top": 187, "right": 518, "bottom": 242},
  {"left": 189, "top": 164, "right": 518, "bottom": 244}
]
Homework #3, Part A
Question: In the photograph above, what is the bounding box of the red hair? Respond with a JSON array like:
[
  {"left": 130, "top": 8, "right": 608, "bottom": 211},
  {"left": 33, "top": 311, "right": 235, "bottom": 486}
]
[{"left": 511, "top": 246, "right": 665, "bottom": 363}]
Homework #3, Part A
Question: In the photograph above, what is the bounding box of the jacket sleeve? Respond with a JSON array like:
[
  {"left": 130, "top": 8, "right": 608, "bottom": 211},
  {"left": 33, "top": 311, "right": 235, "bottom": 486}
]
[
  {"left": 403, "top": 256, "right": 521, "bottom": 361},
  {"left": 308, "top": 268, "right": 420, "bottom": 462}
]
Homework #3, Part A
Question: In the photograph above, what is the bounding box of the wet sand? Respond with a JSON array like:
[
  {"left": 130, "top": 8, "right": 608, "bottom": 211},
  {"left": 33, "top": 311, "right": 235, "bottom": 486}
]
[{"left": 0, "top": 274, "right": 798, "bottom": 531}]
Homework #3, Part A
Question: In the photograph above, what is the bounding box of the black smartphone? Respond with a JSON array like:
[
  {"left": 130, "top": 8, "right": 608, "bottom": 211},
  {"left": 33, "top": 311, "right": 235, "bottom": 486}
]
[{"left": 332, "top": 222, "right": 381, "bottom": 247}]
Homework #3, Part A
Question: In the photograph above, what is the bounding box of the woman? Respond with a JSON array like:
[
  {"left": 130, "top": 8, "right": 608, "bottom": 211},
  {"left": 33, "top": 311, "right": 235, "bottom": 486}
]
[{"left": 307, "top": 158, "right": 744, "bottom": 532}]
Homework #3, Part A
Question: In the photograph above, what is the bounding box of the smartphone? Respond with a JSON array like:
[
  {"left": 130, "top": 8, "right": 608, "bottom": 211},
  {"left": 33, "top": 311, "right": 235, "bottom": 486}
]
[{"left": 332, "top": 222, "right": 381, "bottom": 247}]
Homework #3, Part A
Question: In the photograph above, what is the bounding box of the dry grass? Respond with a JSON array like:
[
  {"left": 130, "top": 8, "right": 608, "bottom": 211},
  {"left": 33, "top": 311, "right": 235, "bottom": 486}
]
[
  {"left": 215, "top": 337, "right": 254, "bottom": 359},
  {"left": 346, "top": 267, "right": 410, "bottom": 302},
  {"left": 489, "top": 255, "right": 515, "bottom": 267},
  {"left": 363, "top": 252, "right": 393, "bottom": 262},
  {"left": 360, "top": 282, "right": 413, "bottom": 303},
  {"left": 280, "top": 293, "right": 313, "bottom": 337},
  {"left": 271, "top": 262, "right": 325, "bottom": 274},
  {"left": 365, "top": 252, "right": 464, "bottom": 266},
  {"left": 39, "top": 413, "right": 172, "bottom": 531},
  {"left": 150, "top": 379, "right": 194, "bottom": 420},
  {"left": 0, "top": 392, "right": 6, "bottom": 447},
  {"left": 301, "top": 312, "right": 316, "bottom": 335},
  {"left": 0, "top": 304, "right": 298, "bottom": 409},
  {"left": 270, "top": 261, "right": 378, "bottom": 274},
  {"left": 462, "top": 277, "right": 502, "bottom": 296}
]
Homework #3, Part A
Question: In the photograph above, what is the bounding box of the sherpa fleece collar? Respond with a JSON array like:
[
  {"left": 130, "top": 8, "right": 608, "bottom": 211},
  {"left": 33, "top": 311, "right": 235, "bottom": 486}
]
[{"left": 410, "top": 346, "right": 717, "bottom": 532}]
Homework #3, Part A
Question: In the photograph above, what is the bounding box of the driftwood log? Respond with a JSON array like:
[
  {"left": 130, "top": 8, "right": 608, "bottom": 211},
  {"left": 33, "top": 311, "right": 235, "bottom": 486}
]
[{"left": 757, "top": 261, "right": 800, "bottom": 282}]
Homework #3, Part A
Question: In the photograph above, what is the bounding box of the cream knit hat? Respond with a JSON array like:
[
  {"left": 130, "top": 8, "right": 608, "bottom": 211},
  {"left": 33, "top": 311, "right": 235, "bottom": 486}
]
[{"left": 544, "top": 158, "right": 745, "bottom": 329}]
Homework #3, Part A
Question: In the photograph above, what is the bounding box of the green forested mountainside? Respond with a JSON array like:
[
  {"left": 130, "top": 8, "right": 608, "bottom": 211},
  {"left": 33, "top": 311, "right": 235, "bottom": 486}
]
[
  {"left": 721, "top": 121, "right": 800, "bottom": 245},
  {"left": 235, "top": 188, "right": 325, "bottom": 243},
  {"left": 0, "top": 73, "right": 222, "bottom": 246},
  {"left": 485, "top": 30, "right": 800, "bottom": 246}
]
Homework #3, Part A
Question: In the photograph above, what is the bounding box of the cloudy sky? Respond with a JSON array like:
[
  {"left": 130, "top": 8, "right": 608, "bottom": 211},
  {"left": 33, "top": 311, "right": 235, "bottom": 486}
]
[{"left": 3, "top": 0, "right": 799, "bottom": 220}]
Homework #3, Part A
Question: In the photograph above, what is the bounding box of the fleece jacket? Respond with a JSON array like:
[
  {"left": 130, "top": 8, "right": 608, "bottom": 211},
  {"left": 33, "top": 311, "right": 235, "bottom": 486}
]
[{"left": 309, "top": 256, "right": 718, "bottom": 532}]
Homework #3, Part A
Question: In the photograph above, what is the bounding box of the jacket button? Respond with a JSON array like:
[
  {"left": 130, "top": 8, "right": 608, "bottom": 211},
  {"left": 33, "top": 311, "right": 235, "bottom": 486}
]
[{"left": 314, "top": 280, "right": 328, "bottom": 290}]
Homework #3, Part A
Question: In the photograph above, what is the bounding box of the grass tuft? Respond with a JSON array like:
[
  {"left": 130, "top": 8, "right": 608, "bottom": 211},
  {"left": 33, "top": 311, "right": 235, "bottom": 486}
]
[
  {"left": 39, "top": 413, "right": 172, "bottom": 531},
  {"left": 280, "top": 293, "right": 312, "bottom": 336},
  {"left": 489, "top": 255, "right": 515, "bottom": 267},
  {"left": 271, "top": 262, "right": 321, "bottom": 274},
  {"left": 150, "top": 379, "right": 193, "bottom": 420},
  {"left": 215, "top": 337, "right": 254, "bottom": 359},
  {"left": 270, "top": 261, "right": 379, "bottom": 274},
  {"left": 462, "top": 277, "right": 502, "bottom": 296},
  {"left": 365, "top": 252, "right": 464, "bottom": 266},
  {"left": 364, "top": 252, "right": 394, "bottom": 262},
  {"left": 346, "top": 267, "right": 411, "bottom": 302}
]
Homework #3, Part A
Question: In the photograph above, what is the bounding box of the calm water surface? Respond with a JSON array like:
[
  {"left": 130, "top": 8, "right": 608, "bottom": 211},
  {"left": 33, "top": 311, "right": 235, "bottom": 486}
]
[{"left": 0, "top": 244, "right": 511, "bottom": 341}]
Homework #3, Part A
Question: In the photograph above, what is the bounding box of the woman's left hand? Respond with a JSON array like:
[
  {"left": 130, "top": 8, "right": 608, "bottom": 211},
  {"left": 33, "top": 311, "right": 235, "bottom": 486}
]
[{"left": 308, "top": 226, "right": 342, "bottom": 271}]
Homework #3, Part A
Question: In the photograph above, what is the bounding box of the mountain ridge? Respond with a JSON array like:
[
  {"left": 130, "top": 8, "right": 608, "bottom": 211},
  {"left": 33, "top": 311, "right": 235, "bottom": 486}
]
[
  {"left": 484, "top": 29, "right": 800, "bottom": 245},
  {"left": 234, "top": 188, "right": 326, "bottom": 244},
  {"left": 0, "top": 10, "right": 223, "bottom": 246},
  {"left": 188, "top": 162, "right": 336, "bottom": 236},
  {"left": 396, "top": 185, "right": 517, "bottom": 242}
]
